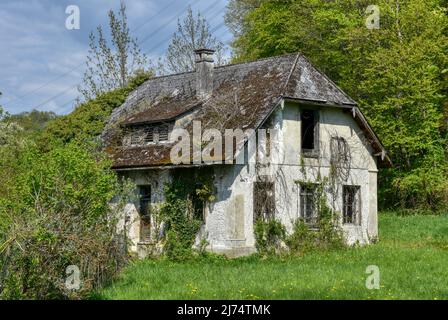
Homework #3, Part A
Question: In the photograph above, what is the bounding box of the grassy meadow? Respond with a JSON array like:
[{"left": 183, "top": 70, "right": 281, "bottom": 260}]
[{"left": 97, "top": 213, "right": 448, "bottom": 300}]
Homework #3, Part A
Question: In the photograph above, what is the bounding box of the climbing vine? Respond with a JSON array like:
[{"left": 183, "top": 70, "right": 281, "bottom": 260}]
[{"left": 159, "top": 168, "right": 215, "bottom": 261}]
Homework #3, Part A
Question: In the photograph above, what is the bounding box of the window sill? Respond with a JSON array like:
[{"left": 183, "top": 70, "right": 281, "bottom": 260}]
[{"left": 301, "top": 150, "right": 319, "bottom": 158}]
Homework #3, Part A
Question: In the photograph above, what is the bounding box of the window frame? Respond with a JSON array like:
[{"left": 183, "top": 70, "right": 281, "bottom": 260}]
[
  {"left": 138, "top": 185, "right": 152, "bottom": 242},
  {"left": 342, "top": 185, "right": 361, "bottom": 226},
  {"left": 299, "top": 183, "right": 319, "bottom": 227},
  {"left": 330, "top": 136, "right": 349, "bottom": 163},
  {"left": 300, "top": 109, "right": 320, "bottom": 158},
  {"left": 127, "top": 122, "right": 172, "bottom": 147},
  {"left": 253, "top": 179, "right": 276, "bottom": 222}
]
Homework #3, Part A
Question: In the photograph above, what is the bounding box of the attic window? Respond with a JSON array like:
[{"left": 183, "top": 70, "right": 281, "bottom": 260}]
[
  {"left": 131, "top": 130, "right": 142, "bottom": 145},
  {"left": 158, "top": 125, "right": 169, "bottom": 142},
  {"left": 144, "top": 127, "right": 154, "bottom": 143},
  {"left": 128, "top": 123, "right": 172, "bottom": 146},
  {"left": 301, "top": 109, "right": 319, "bottom": 157}
]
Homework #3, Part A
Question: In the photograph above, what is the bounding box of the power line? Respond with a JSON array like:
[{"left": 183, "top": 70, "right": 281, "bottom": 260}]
[
  {"left": 34, "top": 85, "right": 78, "bottom": 110},
  {"left": 13, "top": 0, "right": 227, "bottom": 113},
  {"left": 4, "top": 0, "right": 185, "bottom": 106},
  {"left": 142, "top": 3, "right": 226, "bottom": 55}
]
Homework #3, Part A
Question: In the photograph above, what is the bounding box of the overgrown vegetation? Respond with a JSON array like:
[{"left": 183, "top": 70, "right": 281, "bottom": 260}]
[
  {"left": 156, "top": 169, "right": 215, "bottom": 261},
  {"left": 97, "top": 213, "right": 448, "bottom": 300},
  {"left": 0, "top": 67, "right": 150, "bottom": 300},
  {"left": 254, "top": 184, "right": 344, "bottom": 257},
  {"left": 0, "top": 143, "right": 134, "bottom": 299},
  {"left": 226, "top": 0, "right": 448, "bottom": 212},
  {"left": 38, "top": 70, "right": 151, "bottom": 150}
]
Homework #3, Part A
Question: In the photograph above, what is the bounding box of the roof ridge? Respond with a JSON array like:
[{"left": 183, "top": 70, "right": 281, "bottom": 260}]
[
  {"left": 141, "top": 70, "right": 196, "bottom": 83},
  {"left": 214, "top": 52, "right": 300, "bottom": 70},
  {"left": 140, "top": 52, "right": 300, "bottom": 83},
  {"left": 282, "top": 52, "right": 301, "bottom": 95}
]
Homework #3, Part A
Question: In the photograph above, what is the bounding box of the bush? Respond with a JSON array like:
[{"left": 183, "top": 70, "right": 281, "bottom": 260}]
[
  {"left": 0, "top": 143, "right": 133, "bottom": 299},
  {"left": 254, "top": 219, "right": 287, "bottom": 256},
  {"left": 255, "top": 193, "right": 345, "bottom": 256}
]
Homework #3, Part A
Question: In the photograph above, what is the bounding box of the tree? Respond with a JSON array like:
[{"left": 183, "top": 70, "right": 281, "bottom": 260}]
[
  {"left": 227, "top": 0, "right": 448, "bottom": 210},
  {"left": 8, "top": 110, "right": 57, "bottom": 137},
  {"left": 224, "top": 0, "right": 262, "bottom": 37},
  {"left": 79, "top": 1, "right": 148, "bottom": 100},
  {"left": 40, "top": 71, "right": 151, "bottom": 151},
  {"left": 160, "top": 7, "right": 226, "bottom": 74}
]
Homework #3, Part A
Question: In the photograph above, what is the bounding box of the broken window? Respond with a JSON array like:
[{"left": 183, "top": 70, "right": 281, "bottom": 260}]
[
  {"left": 343, "top": 186, "right": 361, "bottom": 225},
  {"left": 253, "top": 180, "right": 275, "bottom": 222},
  {"left": 300, "top": 184, "right": 319, "bottom": 227},
  {"left": 138, "top": 185, "right": 152, "bottom": 242},
  {"left": 130, "top": 130, "right": 143, "bottom": 145},
  {"left": 301, "top": 110, "right": 319, "bottom": 156}
]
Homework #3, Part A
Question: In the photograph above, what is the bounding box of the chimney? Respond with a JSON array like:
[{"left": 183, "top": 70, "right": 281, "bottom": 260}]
[{"left": 195, "top": 48, "right": 215, "bottom": 99}]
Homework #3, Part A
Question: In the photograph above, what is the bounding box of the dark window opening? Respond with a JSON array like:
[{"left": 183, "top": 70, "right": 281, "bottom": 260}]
[
  {"left": 343, "top": 186, "right": 361, "bottom": 225},
  {"left": 300, "top": 184, "right": 319, "bottom": 227},
  {"left": 253, "top": 181, "right": 275, "bottom": 222},
  {"left": 191, "top": 184, "right": 206, "bottom": 222},
  {"left": 138, "top": 185, "right": 151, "bottom": 242},
  {"left": 301, "top": 110, "right": 319, "bottom": 156}
]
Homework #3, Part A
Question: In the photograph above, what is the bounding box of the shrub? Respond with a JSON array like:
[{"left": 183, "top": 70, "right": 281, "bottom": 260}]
[
  {"left": 0, "top": 143, "right": 133, "bottom": 299},
  {"left": 255, "top": 188, "right": 345, "bottom": 256},
  {"left": 254, "top": 219, "right": 287, "bottom": 256}
]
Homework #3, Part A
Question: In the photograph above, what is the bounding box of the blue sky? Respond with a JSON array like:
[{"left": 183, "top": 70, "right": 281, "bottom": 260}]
[{"left": 0, "top": 0, "right": 231, "bottom": 115}]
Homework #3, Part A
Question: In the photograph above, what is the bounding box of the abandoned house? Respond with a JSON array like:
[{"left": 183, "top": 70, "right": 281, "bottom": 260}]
[{"left": 102, "top": 49, "right": 392, "bottom": 257}]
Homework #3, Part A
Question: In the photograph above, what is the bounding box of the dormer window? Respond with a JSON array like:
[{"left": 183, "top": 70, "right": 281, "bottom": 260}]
[
  {"left": 131, "top": 130, "right": 143, "bottom": 145},
  {"left": 127, "top": 122, "right": 172, "bottom": 147}
]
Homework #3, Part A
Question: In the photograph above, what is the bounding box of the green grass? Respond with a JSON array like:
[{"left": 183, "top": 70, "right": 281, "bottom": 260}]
[{"left": 97, "top": 213, "right": 448, "bottom": 300}]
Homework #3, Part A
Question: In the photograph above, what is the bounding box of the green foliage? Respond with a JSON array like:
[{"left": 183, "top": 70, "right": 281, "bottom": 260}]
[
  {"left": 0, "top": 143, "right": 134, "bottom": 299},
  {"left": 38, "top": 70, "right": 151, "bottom": 150},
  {"left": 158, "top": 170, "right": 215, "bottom": 261},
  {"left": 228, "top": 0, "right": 448, "bottom": 211},
  {"left": 254, "top": 219, "right": 286, "bottom": 256},
  {"left": 160, "top": 198, "right": 202, "bottom": 261},
  {"left": 0, "top": 62, "right": 149, "bottom": 300},
  {"left": 254, "top": 178, "right": 344, "bottom": 256},
  {"left": 8, "top": 110, "right": 57, "bottom": 137}
]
